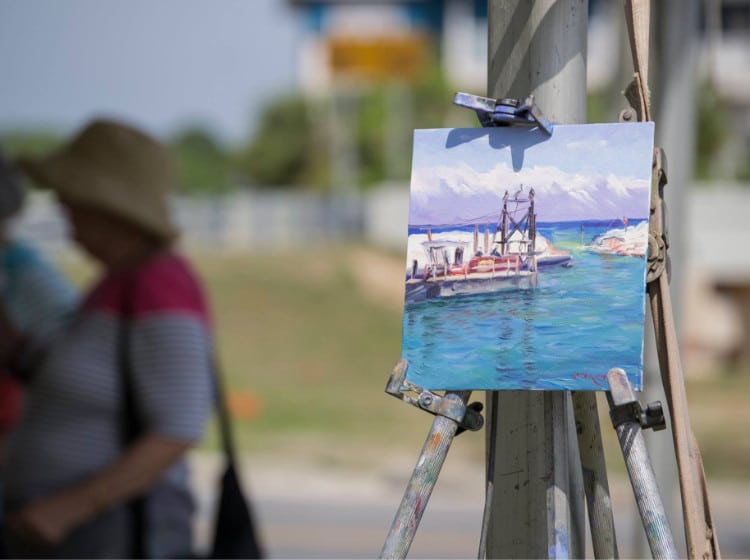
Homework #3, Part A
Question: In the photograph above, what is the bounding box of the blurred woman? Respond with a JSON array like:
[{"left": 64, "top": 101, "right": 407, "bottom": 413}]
[{"left": 2, "top": 120, "right": 213, "bottom": 558}]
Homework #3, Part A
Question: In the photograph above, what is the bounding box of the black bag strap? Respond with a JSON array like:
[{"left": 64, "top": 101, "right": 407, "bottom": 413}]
[
  {"left": 118, "top": 275, "right": 147, "bottom": 559},
  {"left": 211, "top": 357, "right": 237, "bottom": 466}
]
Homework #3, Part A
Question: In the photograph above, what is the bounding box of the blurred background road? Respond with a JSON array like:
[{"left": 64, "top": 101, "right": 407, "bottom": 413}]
[
  {"left": 187, "top": 445, "right": 750, "bottom": 558},
  {"left": 2, "top": 0, "right": 750, "bottom": 557}
]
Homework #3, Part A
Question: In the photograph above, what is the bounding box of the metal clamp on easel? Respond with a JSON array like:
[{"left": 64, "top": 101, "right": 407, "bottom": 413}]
[
  {"left": 607, "top": 373, "right": 666, "bottom": 433},
  {"left": 606, "top": 368, "right": 679, "bottom": 558},
  {"left": 453, "top": 91, "right": 554, "bottom": 135},
  {"left": 385, "top": 359, "right": 484, "bottom": 434},
  {"left": 381, "top": 360, "right": 483, "bottom": 559}
]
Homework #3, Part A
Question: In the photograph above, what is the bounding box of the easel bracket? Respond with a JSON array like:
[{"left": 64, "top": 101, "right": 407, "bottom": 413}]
[
  {"left": 607, "top": 368, "right": 666, "bottom": 432},
  {"left": 619, "top": 73, "right": 650, "bottom": 123},
  {"left": 618, "top": 75, "right": 670, "bottom": 285},
  {"left": 453, "top": 92, "right": 553, "bottom": 135},
  {"left": 385, "top": 359, "right": 484, "bottom": 433},
  {"left": 647, "top": 147, "right": 670, "bottom": 284}
]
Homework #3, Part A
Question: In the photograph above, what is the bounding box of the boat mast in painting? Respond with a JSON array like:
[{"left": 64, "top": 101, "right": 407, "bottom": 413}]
[{"left": 405, "top": 186, "right": 571, "bottom": 304}]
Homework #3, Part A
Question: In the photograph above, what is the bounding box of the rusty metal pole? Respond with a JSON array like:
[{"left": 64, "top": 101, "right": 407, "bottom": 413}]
[{"left": 485, "top": 1, "right": 588, "bottom": 557}]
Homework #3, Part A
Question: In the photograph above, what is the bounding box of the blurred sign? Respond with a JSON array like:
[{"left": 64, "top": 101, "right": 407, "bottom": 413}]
[{"left": 328, "top": 34, "right": 427, "bottom": 81}]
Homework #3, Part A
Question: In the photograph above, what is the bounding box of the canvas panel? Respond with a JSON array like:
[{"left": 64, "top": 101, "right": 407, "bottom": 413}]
[{"left": 401, "top": 123, "right": 655, "bottom": 391}]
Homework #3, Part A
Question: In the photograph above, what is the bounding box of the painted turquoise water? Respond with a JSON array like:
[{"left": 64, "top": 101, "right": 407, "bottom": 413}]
[{"left": 401, "top": 220, "right": 647, "bottom": 391}]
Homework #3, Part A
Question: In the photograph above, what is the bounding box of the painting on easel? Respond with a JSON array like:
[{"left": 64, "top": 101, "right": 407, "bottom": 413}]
[{"left": 401, "top": 123, "right": 655, "bottom": 391}]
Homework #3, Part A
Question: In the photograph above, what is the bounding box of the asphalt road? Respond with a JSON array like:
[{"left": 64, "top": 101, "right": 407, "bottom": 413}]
[{"left": 190, "top": 451, "right": 750, "bottom": 558}]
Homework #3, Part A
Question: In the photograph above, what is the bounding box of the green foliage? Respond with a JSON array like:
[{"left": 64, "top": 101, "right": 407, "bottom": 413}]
[
  {"left": 356, "top": 89, "right": 388, "bottom": 187},
  {"left": 237, "top": 50, "right": 475, "bottom": 190},
  {"left": 5, "top": 69, "right": 749, "bottom": 194},
  {"left": 411, "top": 62, "right": 466, "bottom": 130},
  {"left": 0, "top": 130, "right": 64, "bottom": 158},
  {"left": 737, "top": 138, "right": 750, "bottom": 182},
  {"left": 170, "top": 126, "right": 231, "bottom": 194},
  {"left": 187, "top": 248, "right": 417, "bottom": 452},
  {"left": 353, "top": 60, "right": 475, "bottom": 189},
  {"left": 586, "top": 91, "right": 612, "bottom": 124},
  {"left": 232, "top": 95, "right": 325, "bottom": 188},
  {"left": 694, "top": 79, "right": 731, "bottom": 181},
  {"left": 2, "top": 126, "right": 234, "bottom": 195}
]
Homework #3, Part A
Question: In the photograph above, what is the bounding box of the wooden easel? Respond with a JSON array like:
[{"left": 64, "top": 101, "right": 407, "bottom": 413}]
[{"left": 380, "top": 3, "right": 719, "bottom": 558}]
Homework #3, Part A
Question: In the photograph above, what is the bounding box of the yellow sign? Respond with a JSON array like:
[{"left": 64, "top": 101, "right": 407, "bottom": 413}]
[{"left": 328, "top": 34, "right": 427, "bottom": 81}]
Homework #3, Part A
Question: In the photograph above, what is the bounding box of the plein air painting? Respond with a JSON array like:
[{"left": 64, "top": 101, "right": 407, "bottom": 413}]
[{"left": 401, "top": 123, "right": 655, "bottom": 391}]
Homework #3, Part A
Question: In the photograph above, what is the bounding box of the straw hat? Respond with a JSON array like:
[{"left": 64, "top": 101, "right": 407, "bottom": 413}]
[
  {"left": 0, "top": 150, "right": 25, "bottom": 221},
  {"left": 17, "top": 119, "right": 179, "bottom": 240}
]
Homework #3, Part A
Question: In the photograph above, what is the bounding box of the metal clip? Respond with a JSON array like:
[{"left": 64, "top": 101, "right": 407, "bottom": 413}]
[
  {"left": 385, "top": 359, "right": 484, "bottom": 433},
  {"left": 607, "top": 368, "right": 666, "bottom": 431},
  {"left": 453, "top": 92, "right": 553, "bottom": 135}
]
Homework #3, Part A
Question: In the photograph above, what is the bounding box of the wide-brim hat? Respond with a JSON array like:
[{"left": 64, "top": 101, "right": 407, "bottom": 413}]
[{"left": 17, "top": 118, "right": 179, "bottom": 240}]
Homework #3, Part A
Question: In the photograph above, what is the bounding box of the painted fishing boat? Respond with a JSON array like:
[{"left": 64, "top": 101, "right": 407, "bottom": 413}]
[{"left": 405, "top": 187, "right": 569, "bottom": 304}]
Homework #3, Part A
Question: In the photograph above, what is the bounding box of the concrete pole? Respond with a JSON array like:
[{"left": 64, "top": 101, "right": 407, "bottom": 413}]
[{"left": 485, "top": 1, "right": 587, "bottom": 558}]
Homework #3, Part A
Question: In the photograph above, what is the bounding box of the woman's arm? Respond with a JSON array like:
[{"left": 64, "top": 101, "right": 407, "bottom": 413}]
[{"left": 7, "top": 433, "right": 193, "bottom": 546}]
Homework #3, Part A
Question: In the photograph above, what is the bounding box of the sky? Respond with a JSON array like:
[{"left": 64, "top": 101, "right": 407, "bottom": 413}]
[
  {"left": 409, "top": 123, "right": 655, "bottom": 225},
  {"left": 0, "top": 0, "right": 299, "bottom": 144}
]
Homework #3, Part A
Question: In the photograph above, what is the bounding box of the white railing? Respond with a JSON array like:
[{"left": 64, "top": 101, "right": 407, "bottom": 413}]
[
  {"left": 10, "top": 183, "right": 750, "bottom": 282},
  {"left": 10, "top": 189, "right": 368, "bottom": 255}
]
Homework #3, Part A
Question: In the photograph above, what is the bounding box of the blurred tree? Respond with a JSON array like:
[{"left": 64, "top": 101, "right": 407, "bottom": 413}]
[
  {"left": 170, "top": 126, "right": 231, "bottom": 194},
  {"left": 0, "top": 130, "right": 64, "bottom": 157},
  {"left": 586, "top": 91, "right": 612, "bottom": 124},
  {"left": 694, "top": 79, "right": 731, "bottom": 181},
  {"left": 235, "top": 50, "right": 476, "bottom": 191},
  {"left": 357, "top": 89, "right": 388, "bottom": 187},
  {"left": 737, "top": 138, "right": 750, "bottom": 182},
  {"left": 356, "top": 63, "right": 471, "bottom": 189},
  {"left": 232, "top": 95, "right": 325, "bottom": 189}
]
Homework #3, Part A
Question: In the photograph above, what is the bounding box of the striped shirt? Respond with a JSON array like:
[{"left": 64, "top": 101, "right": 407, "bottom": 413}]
[{"left": 4, "top": 250, "right": 213, "bottom": 558}]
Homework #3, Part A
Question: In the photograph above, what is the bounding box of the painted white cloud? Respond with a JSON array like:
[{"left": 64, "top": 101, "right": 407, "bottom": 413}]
[{"left": 409, "top": 161, "right": 650, "bottom": 225}]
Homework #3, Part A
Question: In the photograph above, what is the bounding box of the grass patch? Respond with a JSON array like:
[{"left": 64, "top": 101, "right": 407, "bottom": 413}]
[
  {"left": 190, "top": 246, "right": 437, "bottom": 455},
  {"left": 57, "top": 246, "right": 749, "bottom": 478},
  {"left": 686, "top": 369, "right": 750, "bottom": 479}
]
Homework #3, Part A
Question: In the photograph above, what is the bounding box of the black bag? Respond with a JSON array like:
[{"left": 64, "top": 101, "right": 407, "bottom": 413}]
[
  {"left": 209, "top": 463, "right": 263, "bottom": 559},
  {"left": 119, "top": 280, "right": 264, "bottom": 559},
  {"left": 209, "top": 361, "right": 264, "bottom": 560}
]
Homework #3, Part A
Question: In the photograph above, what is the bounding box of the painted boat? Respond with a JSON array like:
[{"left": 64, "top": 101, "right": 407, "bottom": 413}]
[
  {"left": 589, "top": 221, "right": 648, "bottom": 258},
  {"left": 405, "top": 186, "right": 568, "bottom": 304}
]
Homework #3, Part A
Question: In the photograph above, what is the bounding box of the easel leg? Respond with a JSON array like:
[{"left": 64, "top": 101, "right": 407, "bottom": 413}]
[
  {"left": 607, "top": 368, "right": 678, "bottom": 559},
  {"left": 380, "top": 391, "right": 471, "bottom": 559},
  {"left": 649, "top": 274, "right": 721, "bottom": 559},
  {"left": 572, "top": 392, "right": 619, "bottom": 559}
]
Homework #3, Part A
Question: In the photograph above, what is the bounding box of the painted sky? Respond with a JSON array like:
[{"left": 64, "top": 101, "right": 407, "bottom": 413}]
[{"left": 409, "top": 123, "right": 655, "bottom": 225}]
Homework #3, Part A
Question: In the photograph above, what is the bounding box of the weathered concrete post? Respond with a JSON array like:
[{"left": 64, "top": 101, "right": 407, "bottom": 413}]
[{"left": 485, "top": 2, "right": 587, "bottom": 557}]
